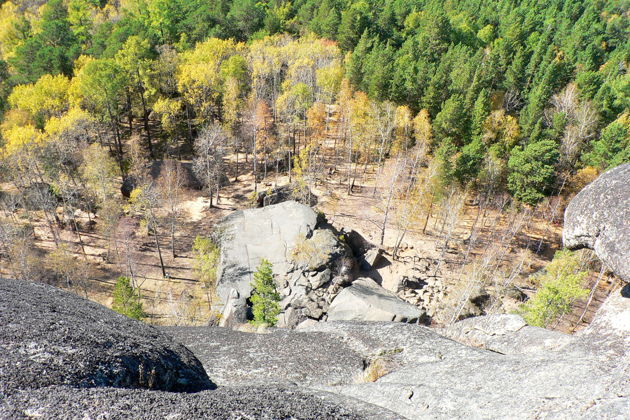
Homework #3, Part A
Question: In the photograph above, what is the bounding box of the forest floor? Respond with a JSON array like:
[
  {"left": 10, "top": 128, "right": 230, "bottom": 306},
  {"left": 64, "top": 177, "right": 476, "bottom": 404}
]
[{"left": 0, "top": 141, "right": 617, "bottom": 331}]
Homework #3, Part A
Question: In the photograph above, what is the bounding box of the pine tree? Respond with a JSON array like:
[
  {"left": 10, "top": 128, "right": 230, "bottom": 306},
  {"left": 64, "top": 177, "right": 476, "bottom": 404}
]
[
  {"left": 112, "top": 276, "right": 146, "bottom": 320},
  {"left": 455, "top": 137, "right": 484, "bottom": 185},
  {"left": 470, "top": 88, "right": 490, "bottom": 138},
  {"left": 507, "top": 140, "right": 559, "bottom": 205},
  {"left": 433, "top": 94, "right": 467, "bottom": 146},
  {"left": 346, "top": 30, "right": 371, "bottom": 90},
  {"left": 249, "top": 259, "right": 281, "bottom": 326}
]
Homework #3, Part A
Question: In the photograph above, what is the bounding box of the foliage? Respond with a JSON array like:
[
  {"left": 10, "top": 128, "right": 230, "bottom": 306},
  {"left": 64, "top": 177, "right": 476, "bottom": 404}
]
[
  {"left": 192, "top": 235, "right": 220, "bottom": 289},
  {"left": 520, "top": 250, "right": 589, "bottom": 328},
  {"left": 507, "top": 140, "right": 559, "bottom": 205},
  {"left": 249, "top": 258, "right": 280, "bottom": 326},
  {"left": 112, "top": 275, "right": 146, "bottom": 320},
  {"left": 582, "top": 114, "right": 630, "bottom": 171}
]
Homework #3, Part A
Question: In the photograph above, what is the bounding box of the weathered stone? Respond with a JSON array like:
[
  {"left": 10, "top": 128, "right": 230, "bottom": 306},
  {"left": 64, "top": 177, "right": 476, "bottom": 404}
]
[
  {"left": 310, "top": 295, "right": 629, "bottom": 419},
  {"left": 214, "top": 201, "right": 352, "bottom": 327},
  {"left": 327, "top": 278, "right": 424, "bottom": 323},
  {"left": 216, "top": 201, "right": 318, "bottom": 306},
  {"left": 218, "top": 289, "right": 248, "bottom": 329},
  {"left": 563, "top": 163, "right": 630, "bottom": 282},
  {"left": 0, "top": 279, "right": 213, "bottom": 396},
  {"left": 363, "top": 248, "right": 382, "bottom": 268},
  {"left": 438, "top": 314, "right": 573, "bottom": 354},
  {"left": 1, "top": 385, "right": 396, "bottom": 420},
  {"left": 310, "top": 268, "right": 332, "bottom": 289},
  {"left": 162, "top": 326, "right": 365, "bottom": 387},
  {"left": 304, "top": 300, "right": 324, "bottom": 319}
]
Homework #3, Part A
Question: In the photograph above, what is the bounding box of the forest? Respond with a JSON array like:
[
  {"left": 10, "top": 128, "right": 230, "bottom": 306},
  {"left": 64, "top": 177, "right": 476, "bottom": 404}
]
[{"left": 0, "top": 0, "right": 628, "bottom": 326}]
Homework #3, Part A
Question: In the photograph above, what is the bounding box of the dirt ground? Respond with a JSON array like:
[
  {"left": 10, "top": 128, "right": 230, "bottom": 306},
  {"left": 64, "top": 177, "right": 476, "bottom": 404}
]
[{"left": 0, "top": 144, "right": 612, "bottom": 330}]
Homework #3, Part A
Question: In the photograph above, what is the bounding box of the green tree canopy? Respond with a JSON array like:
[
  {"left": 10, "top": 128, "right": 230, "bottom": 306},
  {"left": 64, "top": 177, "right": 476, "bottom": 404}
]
[
  {"left": 507, "top": 140, "right": 559, "bottom": 205},
  {"left": 249, "top": 258, "right": 281, "bottom": 326}
]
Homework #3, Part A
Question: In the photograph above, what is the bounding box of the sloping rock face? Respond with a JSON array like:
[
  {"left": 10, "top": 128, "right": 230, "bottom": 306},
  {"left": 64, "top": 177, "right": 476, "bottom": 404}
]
[
  {"left": 0, "top": 279, "right": 399, "bottom": 419},
  {"left": 0, "top": 278, "right": 213, "bottom": 396},
  {"left": 1, "top": 386, "right": 397, "bottom": 420},
  {"left": 328, "top": 278, "right": 423, "bottom": 323},
  {"left": 438, "top": 314, "right": 573, "bottom": 354},
  {"left": 163, "top": 326, "right": 364, "bottom": 386},
  {"left": 171, "top": 291, "right": 627, "bottom": 419},
  {"left": 315, "top": 292, "right": 629, "bottom": 419},
  {"left": 563, "top": 163, "right": 630, "bottom": 282}
]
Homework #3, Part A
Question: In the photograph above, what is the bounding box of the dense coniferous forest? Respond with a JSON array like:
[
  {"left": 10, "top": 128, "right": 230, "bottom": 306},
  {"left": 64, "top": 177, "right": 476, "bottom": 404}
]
[{"left": 0, "top": 0, "right": 628, "bottom": 325}]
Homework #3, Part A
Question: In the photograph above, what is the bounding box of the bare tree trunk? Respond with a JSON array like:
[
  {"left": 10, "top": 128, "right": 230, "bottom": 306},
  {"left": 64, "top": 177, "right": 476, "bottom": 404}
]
[
  {"left": 127, "top": 92, "right": 133, "bottom": 135},
  {"left": 422, "top": 192, "right": 435, "bottom": 234},
  {"left": 253, "top": 130, "right": 258, "bottom": 193},
  {"left": 153, "top": 226, "right": 166, "bottom": 278},
  {"left": 185, "top": 103, "right": 194, "bottom": 145},
  {"left": 138, "top": 84, "right": 154, "bottom": 159}
]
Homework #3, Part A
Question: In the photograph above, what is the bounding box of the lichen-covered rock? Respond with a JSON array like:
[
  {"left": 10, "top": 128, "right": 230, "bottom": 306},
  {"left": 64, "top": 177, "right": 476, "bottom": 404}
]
[
  {"left": 0, "top": 279, "right": 214, "bottom": 396},
  {"left": 310, "top": 294, "right": 630, "bottom": 419},
  {"left": 0, "top": 385, "right": 398, "bottom": 420},
  {"left": 563, "top": 163, "right": 630, "bottom": 282},
  {"left": 327, "top": 278, "right": 424, "bottom": 323}
]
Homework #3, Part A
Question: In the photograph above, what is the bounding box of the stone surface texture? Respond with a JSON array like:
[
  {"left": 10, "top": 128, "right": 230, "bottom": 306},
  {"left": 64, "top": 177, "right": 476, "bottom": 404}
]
[
  {"left": 0, "top": 278, "right": 213, "bottom": 397},
  {"left": 1, "top": 386, "right": 398, "bottom": 420},
  {"left": 327, "top": 278, "right": 424, "bottom": 323},
  {"left": 563, "top": 163, "right": 630, "bottom": 282},
  {"left": 161, "top": 326, "right": 364, "bottom": 387}
]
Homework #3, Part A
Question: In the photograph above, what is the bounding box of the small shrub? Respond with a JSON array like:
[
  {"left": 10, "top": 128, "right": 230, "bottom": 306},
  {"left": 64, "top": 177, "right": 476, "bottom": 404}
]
[
  {"left": 290, "top": 235, "right": 329, "bottom": 270},
  {"left": 362, "top": 358, "right": 390, "bottom": 383},
  {"left": 112, "top": 276, "right": 146, "bottom": 320},
  {"left": 520, "top": 250, "right": 589, "bottom": 327},
  {"left": 249, "top": 259, "right": 281, "bottom": 326}
]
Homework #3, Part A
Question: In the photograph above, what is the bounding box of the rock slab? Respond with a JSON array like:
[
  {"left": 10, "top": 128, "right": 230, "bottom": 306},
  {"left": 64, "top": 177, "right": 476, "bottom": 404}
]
[
  {"left": 0, "top": 278, "right": 213, "bottom": 396},
  {"left": 1, "top": 385, "right": 398, "bottom": 420},
  {"left": 563, "top": 163, "right": 630, "bottom": 282},
  {"left": 328, "top": 278, "right": 424, "bottom": 323}
]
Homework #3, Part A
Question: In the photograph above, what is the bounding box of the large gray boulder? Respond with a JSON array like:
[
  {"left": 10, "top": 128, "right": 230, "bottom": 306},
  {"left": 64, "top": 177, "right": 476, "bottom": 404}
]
[
  {"left": 214, "top": 201, "right": 358, "bottom": 328},
  {"left": 0, "top": 278, "right": 214, "bottom": 396},
  {"left": 1, "top": 385, "right": 398, "bottom": 420},
  {"left": 328, "top": 278, "right": 424, "bottom": 323},
  {"left": 215, "top": 201, "right": 319, "bottom": 305},
  {"left": 563, "top": 163, "right": 630, "bottom": 282}
]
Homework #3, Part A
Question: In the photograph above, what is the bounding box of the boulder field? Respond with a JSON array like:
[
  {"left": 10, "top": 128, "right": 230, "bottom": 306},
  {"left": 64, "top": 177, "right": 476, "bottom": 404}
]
[{"left": 214, "top": 200, "right": 423, "bottom": 328}]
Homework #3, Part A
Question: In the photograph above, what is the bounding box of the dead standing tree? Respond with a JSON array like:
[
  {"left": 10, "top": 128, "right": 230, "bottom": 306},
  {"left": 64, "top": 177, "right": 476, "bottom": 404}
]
[
  {"left": 157, "top": 159, "right": 184, "bottom": 258},
  {"left": 193, "top": 124, "right": 227, "bottom": 208}
]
